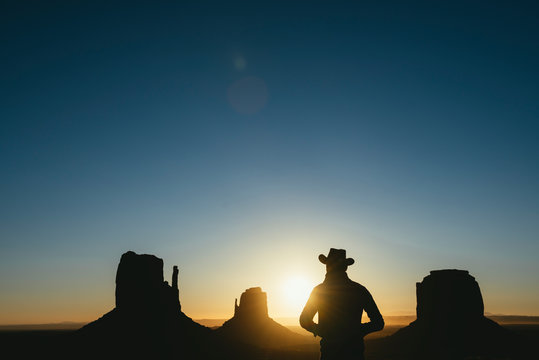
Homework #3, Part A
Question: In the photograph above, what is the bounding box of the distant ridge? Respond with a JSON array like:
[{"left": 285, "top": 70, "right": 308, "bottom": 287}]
[
  {"left": 3, "top": 314, "right": 538, "bottom": 332},
  {"left": 487, "top": 315, "right": 539, "bottom": 324},
  {"left": 194, "top": 319, "right": 227, "bottom": 328},
  {"left": 0, "top": 322, "right": 86, "bottom": 331}
]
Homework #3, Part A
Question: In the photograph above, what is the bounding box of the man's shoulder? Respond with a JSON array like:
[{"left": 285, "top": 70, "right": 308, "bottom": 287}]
[{"left": 348, "top": 279, "right": 371, "bottom": 294}]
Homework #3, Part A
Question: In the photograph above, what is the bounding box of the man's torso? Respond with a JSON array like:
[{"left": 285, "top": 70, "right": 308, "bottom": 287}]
[{"left": 314, "top": 275, "right": 369, "bottom": 342}]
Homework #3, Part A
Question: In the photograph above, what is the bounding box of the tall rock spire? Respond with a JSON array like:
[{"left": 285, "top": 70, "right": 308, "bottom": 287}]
[{"left": 172, "top": 265, "right": 179, "bottom": 289}]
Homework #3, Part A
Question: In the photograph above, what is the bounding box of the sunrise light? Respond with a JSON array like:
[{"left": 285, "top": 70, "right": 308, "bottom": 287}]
[{"left": 281, "top": 275, "right": 314, "bottom": 313}]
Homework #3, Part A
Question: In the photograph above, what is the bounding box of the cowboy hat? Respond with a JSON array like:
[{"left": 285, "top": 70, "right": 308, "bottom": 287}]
[{"left": 318, "top": 248, "right": 355, "bottom": 266}]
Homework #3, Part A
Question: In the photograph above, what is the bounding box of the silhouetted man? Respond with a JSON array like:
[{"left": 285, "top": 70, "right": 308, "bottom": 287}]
[{"left": 300, "top": 248, "right": 384, "bottom": 360}]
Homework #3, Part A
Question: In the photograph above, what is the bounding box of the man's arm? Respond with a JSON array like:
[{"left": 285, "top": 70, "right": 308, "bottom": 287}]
[
  {"left": 359, "top": 289, "right": 384, "bottom": 336},
  {"left": 300, "top": 288, "right": 320, "bottom": 336}
]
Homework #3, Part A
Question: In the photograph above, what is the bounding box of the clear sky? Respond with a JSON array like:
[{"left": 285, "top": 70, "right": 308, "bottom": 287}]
[{"left": 1, "top": 1, "right": 538, "bottom": 324}]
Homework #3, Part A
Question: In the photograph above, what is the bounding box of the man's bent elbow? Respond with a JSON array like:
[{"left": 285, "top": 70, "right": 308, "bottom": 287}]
[
  {"left": 300, "top": 311, "right": 318, "bottom": 333},
  {"left": 375, "top": 317, "right": 385, "bottom": 331},
  {"left": 299, "top": 313, "right": 311, "bottom": 330}
]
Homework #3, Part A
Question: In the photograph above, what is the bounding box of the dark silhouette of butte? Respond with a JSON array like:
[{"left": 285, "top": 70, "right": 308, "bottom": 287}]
[
  {"left": 77, "top": 251, "right": 215, "bottom": 358},
  {"left": 216, "top": 287, "right": 311, "bottom": 348},
  {"left": 384, "top": 269, "right": 514, "bottom": 359}
]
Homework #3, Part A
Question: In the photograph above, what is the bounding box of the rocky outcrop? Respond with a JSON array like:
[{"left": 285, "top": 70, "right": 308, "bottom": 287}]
[
  {"left": 217, "top": 287, "right": 312, "bottom": 349},
  {"left": 115, "top": 251, "right": 181, "bottom": 315},
  {"left": 234, "top": 287, "right": 268, "bottom": 320},
  {"left": 416, "top": 270, "right": 484, "bottom": 324},
  {"left": 74, "top": 252, "right": 297, "bottom": 359},
  {"left": 77, "top": 251, "right": 213, "bottom": 359},
  {"left": 381, "top": 269, "right": 513, "bottom": 359}
]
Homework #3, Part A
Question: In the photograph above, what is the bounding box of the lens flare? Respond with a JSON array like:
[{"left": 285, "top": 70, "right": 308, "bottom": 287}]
[{"left": 227, "top": 76, "right": 268, "bottom": 115}]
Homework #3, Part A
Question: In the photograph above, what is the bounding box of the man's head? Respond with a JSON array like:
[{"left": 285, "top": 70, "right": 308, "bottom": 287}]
[{"left": 318, "top": 248, "right": 355, "bottom": 273}]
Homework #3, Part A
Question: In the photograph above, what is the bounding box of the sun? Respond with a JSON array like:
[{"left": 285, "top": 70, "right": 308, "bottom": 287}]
[{"left": 282, "top": 275, "right": 313, "bottom": 310}]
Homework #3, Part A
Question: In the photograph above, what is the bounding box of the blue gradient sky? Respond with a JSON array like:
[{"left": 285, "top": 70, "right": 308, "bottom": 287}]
[{"left": 1, "top": 1, "right": 538, "bottom": 323}]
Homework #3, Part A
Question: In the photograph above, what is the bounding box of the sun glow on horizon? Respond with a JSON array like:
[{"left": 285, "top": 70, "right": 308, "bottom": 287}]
[{"left": 281, "top": 275, "right": 314, "bottom": 315}]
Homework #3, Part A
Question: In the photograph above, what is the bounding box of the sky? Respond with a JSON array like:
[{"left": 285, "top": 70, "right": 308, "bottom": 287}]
[{"left": 1, "top": 1, "right": 538, "bottom": 324}]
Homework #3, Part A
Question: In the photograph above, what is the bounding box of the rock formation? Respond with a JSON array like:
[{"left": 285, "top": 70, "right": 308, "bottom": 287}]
[
  {"left": 234, "top": 287, "right": 269, "bottom": 320},
  {"left": 75, "top": 253, "right": 295, "bottom": 359},
  {"left": 114, "top": 251, "right": 181, "bottom": 315},
  {"left": 380, "top": 269, "right": 514, "bottom": 359},
  {"left": 416, "top": 270, "right": 484, "bottom": 325},
  {"left": 77, "top": 251, "right": 213, "bottom": 359},
  {"left": 217, "top": 287, "right": 312, "bottom": 349}
]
